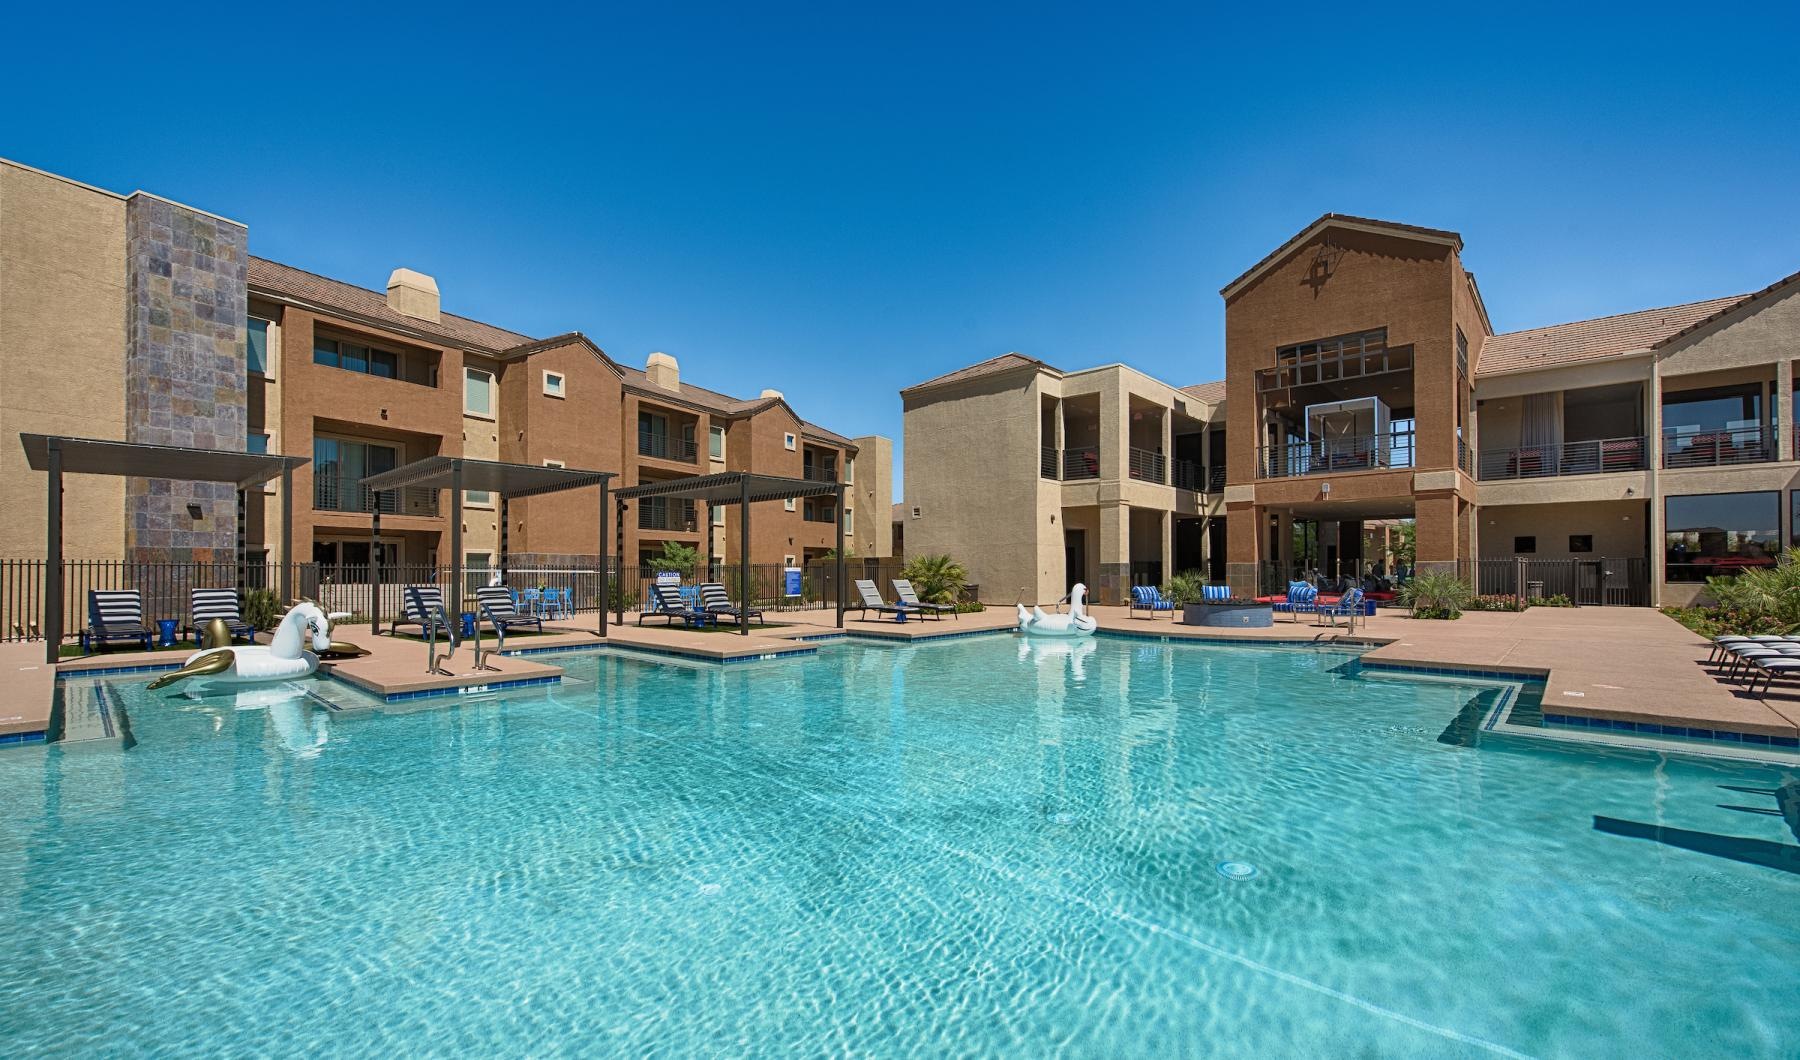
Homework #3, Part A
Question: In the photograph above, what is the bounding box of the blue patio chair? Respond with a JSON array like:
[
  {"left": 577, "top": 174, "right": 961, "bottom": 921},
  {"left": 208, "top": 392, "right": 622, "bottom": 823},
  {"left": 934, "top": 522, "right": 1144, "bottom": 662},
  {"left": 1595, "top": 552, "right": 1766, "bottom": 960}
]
[
  {"left": 1319, "top": 587, "right": 1366, "bottom": 628},
  {"left": 476, "top": 585, "right": 544, "bottom": 638},
  {"left": 84, "top": 589, "right": 154, "bottom": 654},
  {"left": 1202, "top": 585, "right": 1231, "bottom": 602},
  {"left": 1270, "top": 582, "right": 1319, "bottom": 623},
  {"left": 699, "top": 582, "right": 764, "bottom": 624},
  {"left": 640, "top": 584, "right": 703, "bottom": 627},
  {"left": 1130, "top": 585, "right": 1177, "bottom": 619}
]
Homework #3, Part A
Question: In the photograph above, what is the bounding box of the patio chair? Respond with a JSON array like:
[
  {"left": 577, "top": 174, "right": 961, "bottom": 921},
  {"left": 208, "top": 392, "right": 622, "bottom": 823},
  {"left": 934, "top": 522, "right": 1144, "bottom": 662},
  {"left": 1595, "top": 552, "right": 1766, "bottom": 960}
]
[
  {"left": 188, "top": 587, "right": 256, "bottom": 645},
  {"left": 1129, "top": 585, "right": 1176, "bottom": 620},
  {"left": 699, "top": 582, "right": 764, "bottom": 624},
  {"left": 475, "top": 585, "right": 544, "bottom": 638},
  {"left": 640, "top": 584, "right": 703, "bottom": 627},
  {"left": 850, "top": 579, "right": 902, "bottom": 620},
  {"left": 1269, "top": 583, "right": 1319, "bottom": 623},
  {"left": 1202, "top": 585, "right": 1231, "bottom": 602},
  {"left": 1318, "top": 587, "right": 1366, "bottom": 627},
  {"left": 84, "top": 589, "right": 154, "bottom": 654},
  {"left": 893, "top": 579, "right": 956, "bottom": 620},
  {"left": 398, "top": 585, "right": 453, "bottom": 637}
]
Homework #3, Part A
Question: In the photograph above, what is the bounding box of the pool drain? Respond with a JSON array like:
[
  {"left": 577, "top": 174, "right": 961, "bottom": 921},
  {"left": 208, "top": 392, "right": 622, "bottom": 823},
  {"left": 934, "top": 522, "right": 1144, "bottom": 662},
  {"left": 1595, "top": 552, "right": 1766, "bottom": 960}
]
[{"left": 1216, "top": 861, "right": 1259, "bottom": 881}]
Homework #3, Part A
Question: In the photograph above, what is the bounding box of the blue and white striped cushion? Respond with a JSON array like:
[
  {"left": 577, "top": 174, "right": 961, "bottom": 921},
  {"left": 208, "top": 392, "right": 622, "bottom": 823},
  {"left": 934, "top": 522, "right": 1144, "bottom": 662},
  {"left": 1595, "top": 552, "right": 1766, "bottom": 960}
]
[
  {"left": 475, "top": 586, "right": 517, "bottom": 619},
  {"left": 404, "top": 586, "right": 444, "bottom": 621},
  {"left": 91, "top": 590, "right": 143, "bottom": 626},
  {"left": 191, "top": 588, "right": 242, "bottom": 622},
  {"left": 1203, "top": 585, "right": 1230, "bottom": 602}
]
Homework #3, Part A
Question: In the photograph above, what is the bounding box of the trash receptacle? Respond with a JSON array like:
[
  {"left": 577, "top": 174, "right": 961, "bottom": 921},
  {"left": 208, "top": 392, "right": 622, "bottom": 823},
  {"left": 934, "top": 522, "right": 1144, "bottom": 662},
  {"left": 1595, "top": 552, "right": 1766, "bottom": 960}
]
[{"left": 1526, "top": 581, "right": 1544, "bottom": 599}]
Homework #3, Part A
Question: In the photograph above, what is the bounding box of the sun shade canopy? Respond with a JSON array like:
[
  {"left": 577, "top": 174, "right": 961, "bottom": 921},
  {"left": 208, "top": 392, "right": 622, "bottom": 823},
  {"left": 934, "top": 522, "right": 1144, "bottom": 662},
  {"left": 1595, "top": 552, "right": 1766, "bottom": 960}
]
[
  {"left": 613, "top": 471, "right": 841, "bottom": 504},
  {"left": 360, "top": 456, "right": 614, "bottom": 498},
  {"left": 21, "top": 434, "right": 308, "bottom": 487}
]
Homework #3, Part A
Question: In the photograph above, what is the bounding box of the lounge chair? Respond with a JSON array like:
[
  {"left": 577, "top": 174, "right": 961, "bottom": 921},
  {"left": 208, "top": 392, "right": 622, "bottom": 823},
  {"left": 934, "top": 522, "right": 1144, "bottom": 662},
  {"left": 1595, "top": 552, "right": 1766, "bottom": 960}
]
[
  {"left": 398, "top": 585, "right": 454, "bottom": 638},
  {"left": 84, "top": 589, "right": 154, "bottom": 654},
  {"left": 893, "top": 579, "right": 956, "bottom": 620},
  {"left": 1318, "top": 587, "right": 1366, "bottom": 627},
  {"left": 1129, "top": 585, "right": 1176, "bottom": 620},
  {"left": 475, "top": 585, "right": 543, "bottom": 638},
  {"left": 1202, "top": 585, "right": 1231, "bottom": 602},
  {"left": 850, "top": 580, "right": 901, "bottom": 620},
  {"left": 1269, "top": 583, "right": 1319, "bottom": 623},
  {"left": 640, "top": 584, "right": 704, "bottom": 627},
  {"left": 698, "top": 582, "right": 763, "bottom": 624},
  {"left": 188, "top": 587, "right": 255, "bottom": 645}
]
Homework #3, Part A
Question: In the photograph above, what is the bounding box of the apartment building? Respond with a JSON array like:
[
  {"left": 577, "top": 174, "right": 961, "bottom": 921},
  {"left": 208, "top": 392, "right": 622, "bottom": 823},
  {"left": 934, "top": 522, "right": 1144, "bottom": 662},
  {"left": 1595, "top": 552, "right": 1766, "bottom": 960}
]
[
  {"left": 905, "top": 214, "right": 1799, "bottom": 607},
  {"left": 0, "top": 157, "right": 890, "bottom": 574}
]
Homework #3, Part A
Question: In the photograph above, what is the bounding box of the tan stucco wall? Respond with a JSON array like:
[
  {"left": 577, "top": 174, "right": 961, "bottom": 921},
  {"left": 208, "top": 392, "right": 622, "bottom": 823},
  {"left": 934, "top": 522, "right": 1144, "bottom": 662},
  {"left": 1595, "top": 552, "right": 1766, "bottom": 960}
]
[
  {"left": 848, "top": 435, "right": 893, "bottom": 558},
  {"left": 1478, "top": 500, "right": 1647, "bottom": 560},
  {"left": 0, "top": 161, "right": 128, "bottom": 560}
]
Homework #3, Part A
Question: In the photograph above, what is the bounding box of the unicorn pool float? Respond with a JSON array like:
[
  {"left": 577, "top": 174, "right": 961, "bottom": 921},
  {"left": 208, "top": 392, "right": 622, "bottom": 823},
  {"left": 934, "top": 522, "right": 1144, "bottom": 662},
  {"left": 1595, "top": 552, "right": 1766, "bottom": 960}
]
[
  {"left": 148, "top": 601, "right": 369, "bottom": 691},
  {"left": 1017, "top": 582, "right": 1098, "bottom": 637}
]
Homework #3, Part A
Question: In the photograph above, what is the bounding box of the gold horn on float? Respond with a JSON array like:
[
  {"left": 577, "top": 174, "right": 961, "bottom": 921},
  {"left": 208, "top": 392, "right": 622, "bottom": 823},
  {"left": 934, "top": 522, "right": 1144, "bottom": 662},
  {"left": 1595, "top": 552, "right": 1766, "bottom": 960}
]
[
  {"left": 199, "top": 618, "right": 235, "bottom": 650},
  {"left": 146, "top": 650, "right": 233, "bottom": 691},
  {"left": 317, "top": 641, "right": 370, "bottom": 660}
]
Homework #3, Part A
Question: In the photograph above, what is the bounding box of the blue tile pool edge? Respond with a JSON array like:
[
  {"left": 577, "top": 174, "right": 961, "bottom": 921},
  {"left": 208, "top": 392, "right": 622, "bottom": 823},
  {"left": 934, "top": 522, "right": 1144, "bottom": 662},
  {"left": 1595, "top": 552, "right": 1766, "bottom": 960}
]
[{"left": 1540, "top": 712, "right": 1800, "bottom": 749}]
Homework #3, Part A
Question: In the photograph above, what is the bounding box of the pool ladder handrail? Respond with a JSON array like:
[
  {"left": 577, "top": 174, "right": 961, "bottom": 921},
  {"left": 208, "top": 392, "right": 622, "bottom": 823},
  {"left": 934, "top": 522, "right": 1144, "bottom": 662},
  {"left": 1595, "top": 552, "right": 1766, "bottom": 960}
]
[{"left": 423, "top": 606, "right": 459, "bottom": 676}]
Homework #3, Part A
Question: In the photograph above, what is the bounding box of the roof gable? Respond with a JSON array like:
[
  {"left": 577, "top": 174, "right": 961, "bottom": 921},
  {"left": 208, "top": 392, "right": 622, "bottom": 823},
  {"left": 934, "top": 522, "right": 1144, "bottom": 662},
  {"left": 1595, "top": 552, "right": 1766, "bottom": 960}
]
[
  {"left": 248, "top": 256, "right": 535, "bottom": 352},
  {"left": 1220, "top": 214, "right": 1462, "bottom": 301},
  {"left": 900, "top": 353, "right": 1054, "bottom": 395}
]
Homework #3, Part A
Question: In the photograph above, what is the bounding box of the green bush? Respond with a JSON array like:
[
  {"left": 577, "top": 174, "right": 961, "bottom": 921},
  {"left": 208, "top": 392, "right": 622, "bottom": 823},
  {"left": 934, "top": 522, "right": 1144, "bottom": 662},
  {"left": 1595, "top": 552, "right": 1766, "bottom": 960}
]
[
  {"left": 901, "top": 554, "right": 969, "bottom": 605},
  {"left": 1161, "top": 570, "right": 1207, "bottom": 606},
  {"left": 1465, "top": 594, "right": 1525, "bottom": 612},
  {"left": 608, "top": 583, "right": 640, "bottom": 612},
  {"left": 1528, "top": 594, "right": 1574, "bottom": 608},
  {"left": 647, "top": 541, "right": 699, "bottom": 577},
  {"left": 243, "top": 589, "right": 281, "bottom": 630},
  {"left": 1399, "top": 571, "right": 1473, "bottom": 620}
]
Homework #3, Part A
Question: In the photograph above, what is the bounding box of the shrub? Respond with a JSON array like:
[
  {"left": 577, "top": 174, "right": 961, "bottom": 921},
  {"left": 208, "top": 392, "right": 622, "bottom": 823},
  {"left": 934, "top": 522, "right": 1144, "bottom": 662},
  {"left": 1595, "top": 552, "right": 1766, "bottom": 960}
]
[
  {"left": 1465, "top": 594, "right": 1525, "bottom": 613},
  {"left": 647, "top": 541, "right": 699, "bottom": 577},
  {"left": 901, "top": 554, "right": 969, "bottom": 605},
  {"left": 1399, "top": 570, "right": 1473, "bottom": 620},
  {"left": 243, "top": 588, "right": 281, "bottom": 630},
  {"left": 607, "top": 583, "right": 640, "bottom": 613},
  {"left": 1528, "top": 594, "right": 1574, "bottom": 608},
  {"left": 953, "top": 601, "right": 986, "bottom": 614},
  {"left": 1161, "top": 570, "right": 1208, "bottom": 606}
]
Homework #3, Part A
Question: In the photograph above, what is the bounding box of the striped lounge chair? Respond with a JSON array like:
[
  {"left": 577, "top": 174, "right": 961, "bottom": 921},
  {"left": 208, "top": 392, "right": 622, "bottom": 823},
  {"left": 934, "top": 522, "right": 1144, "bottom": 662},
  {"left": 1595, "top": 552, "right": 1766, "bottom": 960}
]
[
  {"left": 189, "top": 587, "right": 256, "bottom": 645},
  {"left": 1270, "top": 583, "right": 1319, "bottom": 623},
  {"left": 1130, "top": 585, "right": 1177, "bottom": 619},
  {"left": 475, "top": 585, "right": 543, "bottom": 639},
  {"left": 399, "top": 586, "right": 454, "bottom": 638},
  {"left": 84, "top": 589, "right": 154, "bottom": 654},
  {"left": 893, "top": 579, "right": 955, "bottom": 620},
  {"left": 1202, "top": 584, "right": 1232, "bottom": 602},
  {"left": 699, "top": 582, "right": 763, "bottom": 624},
  {"left": 640, "top": 584, "right": 704, "bottom": 627}
]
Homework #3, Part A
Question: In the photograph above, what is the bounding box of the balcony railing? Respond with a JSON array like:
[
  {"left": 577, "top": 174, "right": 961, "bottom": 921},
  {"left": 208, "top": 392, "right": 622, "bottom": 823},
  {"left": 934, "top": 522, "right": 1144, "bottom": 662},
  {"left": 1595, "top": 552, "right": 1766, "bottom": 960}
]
[
  {"left": 1257, "top": 429, "right": 1415, "bottom": 479},
  {"left": 638, "top": 433, "right": 698, "bottom": 463},
  {"left": 316, "top": 475, "right": 439, "bottom": 517},
  {"left": 802, "top": 506, "right": 837, "bottom": 523},
  {"left": 1128, "top": 447, "right": 1166, "bottom": 484},
  {"left": 1457, "top": 438, "right": 1472, "bottom": 476},
  {"left": 1061, "top": 446, "right": 1100, "bottom": 481},
  {"left": 1173, "top": 459, "right": 1203, "bottom": 491},
  {"left": 1477, "top": 436, "right": 1648, "bottom": 480},
  {"left": 1662, "top": 424, "right": 1775, "bottom": 469},
  {"left": 1209, "top": 465, "right": 1225, "bottom": 491},
  {"left": 1040, "top": 447, "right": 1058, "bottom": 479},
  {"left": 638, "top": 503, "right": 698, "bottom": 532},
  {"left": 803, "top": 464, "right": 838, "bottom": 482}
]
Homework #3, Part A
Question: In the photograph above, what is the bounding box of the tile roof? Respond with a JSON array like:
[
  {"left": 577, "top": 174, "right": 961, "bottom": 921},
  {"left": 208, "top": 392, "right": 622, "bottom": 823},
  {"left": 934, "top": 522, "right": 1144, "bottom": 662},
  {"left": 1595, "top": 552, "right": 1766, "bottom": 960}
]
[
  {"left": 1180, "top": 380, "right": 1226, "bottom": 403},
  {"left": 621, "top": 367, "right": 859, "bottom": 448},
  {"left": 1478, "top": 295, "right": 1748, "bottom": 376},
  {"left": 248, "top": 257, "right": 535, "bottom": 351},
  {"left": 1650, "top": 267, "right": 1800, "bottom": 352},
  {"left": 901, "top": 353, "right": 1053, "bottom": 395}
]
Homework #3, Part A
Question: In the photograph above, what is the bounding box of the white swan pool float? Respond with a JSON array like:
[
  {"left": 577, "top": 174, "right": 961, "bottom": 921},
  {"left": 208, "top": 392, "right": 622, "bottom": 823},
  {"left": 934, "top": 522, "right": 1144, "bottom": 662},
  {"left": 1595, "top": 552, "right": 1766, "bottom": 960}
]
[
  {"left": 149, "top": 602, "right": 363, "bottom": 691},
  {"left": 1017, "top": 582, "right": 1098, "bottom": 637}
]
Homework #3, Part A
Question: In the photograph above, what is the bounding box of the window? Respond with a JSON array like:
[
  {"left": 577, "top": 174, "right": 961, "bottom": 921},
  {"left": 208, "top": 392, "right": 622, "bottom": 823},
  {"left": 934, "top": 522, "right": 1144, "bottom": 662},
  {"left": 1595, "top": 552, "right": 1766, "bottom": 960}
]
[
  {"left": 784, "top": 555, "right": 796, "bottom": 567},
  {"left": 1666, "top": 491, "right": 1780, "bottom": 582},
  {"left": 543, "top": 459, "right": 565, "bottom": 469},
  {"left": 465, "top": 367, "right": 494, "bottom": 416},
  {"left": 313, "top": 337, "right": 399, "bottom": 379},
  {"left": 784, "top": 498, "right": 796, "bottom": 512},
  {"left": 712, "top": 504, "right": 726, "bottom": 527},
  {"left": 1569, "top": 535, "right": 1593, "bottom": 554},
  {"left": 466, "top": 490, "right": 494, "bottom": 508},
  {"left": 844, "top": 508, "right": 854, "bottom": 534},
  {"left": 1513, "top": 536, "right": 1536, "bottom": 554},
  {"left": 543, "top": 370, "right": 565, "bottom": 398},
  {"left": 844, "top": 456, "right": 854, "bottom": 484},
  {"left": 784, "top": 432, "right": 797, "bottom": 451},
  {"left": 709, "top": 425, "right": 725, "bottom": 461},
  {"left": 312, "top": 438, "right": 399, "bottom": 513},
  {"left": 247, "top": 432, "right": 269, "bottom": 454},
  {"left": 247, "top": 318, "right": 270, "bottom": 374}
]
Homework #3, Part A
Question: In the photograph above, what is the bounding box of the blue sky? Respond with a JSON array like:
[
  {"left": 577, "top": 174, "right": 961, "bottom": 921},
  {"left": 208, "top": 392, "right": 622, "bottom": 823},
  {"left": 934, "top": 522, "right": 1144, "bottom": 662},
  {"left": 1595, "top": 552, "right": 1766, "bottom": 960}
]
[{"left": 5, "top": 3, "right": 1797, "bottom": 502}]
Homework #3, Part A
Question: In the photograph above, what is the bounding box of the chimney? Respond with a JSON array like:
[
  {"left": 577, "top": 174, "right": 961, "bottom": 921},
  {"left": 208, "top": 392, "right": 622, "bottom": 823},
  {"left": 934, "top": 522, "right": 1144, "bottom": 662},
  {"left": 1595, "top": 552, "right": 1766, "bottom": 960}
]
[
  {"left": 759, "top": 388, "right": 783, "bottom": 401},
  {"left": 646, "top": 351, "right": 680, "bottom": 390},
  {"left": 386, "top": 268, "right": 440, "bottom": 322}
]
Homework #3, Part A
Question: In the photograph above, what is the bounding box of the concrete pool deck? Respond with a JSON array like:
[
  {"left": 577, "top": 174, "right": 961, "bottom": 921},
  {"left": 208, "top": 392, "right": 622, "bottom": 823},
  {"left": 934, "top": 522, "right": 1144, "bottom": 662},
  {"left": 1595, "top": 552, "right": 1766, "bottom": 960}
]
[{"left": 4, "top": 603, "right": 1797, "bottom": 744}]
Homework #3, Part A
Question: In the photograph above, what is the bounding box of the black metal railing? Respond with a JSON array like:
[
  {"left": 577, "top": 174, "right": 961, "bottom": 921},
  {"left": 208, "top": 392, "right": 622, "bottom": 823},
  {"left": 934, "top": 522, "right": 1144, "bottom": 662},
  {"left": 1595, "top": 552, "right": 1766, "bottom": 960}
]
[
  {"left": 1040, "top": 447, "right": 1059, "bottom": 479},
  {"left": 1173, "top": 459, "right": 1204, "bottom": 491},
  {"left": 315, "top": 475, "right": 440, "bottom": 516},
  {"left": 1457, "top": 438, "right": 1471, "bottom": 476},
  {"left": 1661, "top": 424, "right": 1775, "bottom": 469},
  {"left": 1257, "top": 429, "right": 1415, "bottom": 479},
  {"left": 1061, "top": 446, "right": 1100, "bottom": 481},
  {"left": 638, "top": 433, "right": 699, "bottom": 463},
  {"left": 801, "top": 505, "right": 838, "bottom": 523},
  {"left": 1477, "top": 436, "right": 1649, "bottom": 480},
  {"left": 1472, "top": 556, "right": 1650, "bottom": 607},
  {"left": 1208, "top": 465, "right": 1226, "bottom": 491},
  {"left": 638, "top": 503, "right": 699, "bottom": 532},
  {"left": 1128, "top": 447, "right": 1166, "bottom": 484},
  {"left": 802, "top": 464, "right": 838, "bottom": 482}
]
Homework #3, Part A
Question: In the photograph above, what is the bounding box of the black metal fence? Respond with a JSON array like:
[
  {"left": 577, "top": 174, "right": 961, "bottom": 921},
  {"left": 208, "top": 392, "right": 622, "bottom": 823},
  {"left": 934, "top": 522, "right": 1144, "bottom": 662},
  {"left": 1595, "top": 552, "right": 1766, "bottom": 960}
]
[{"left": 1470, "top": 557, "right": 1650, "bottom": 606}]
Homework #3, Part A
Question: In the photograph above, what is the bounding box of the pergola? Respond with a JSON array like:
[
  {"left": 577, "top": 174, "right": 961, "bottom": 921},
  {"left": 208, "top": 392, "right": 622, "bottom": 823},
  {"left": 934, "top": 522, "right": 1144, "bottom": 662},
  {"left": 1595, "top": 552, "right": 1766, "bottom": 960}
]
[
  {"left": 20, "top": 433, "right": 309, "bottom": 664},
  {"left": 613, "top": 471, "right": 846, "bottom": 635},
  {"left": 360, "top": 456, "right": 615, "bottom": 634}
]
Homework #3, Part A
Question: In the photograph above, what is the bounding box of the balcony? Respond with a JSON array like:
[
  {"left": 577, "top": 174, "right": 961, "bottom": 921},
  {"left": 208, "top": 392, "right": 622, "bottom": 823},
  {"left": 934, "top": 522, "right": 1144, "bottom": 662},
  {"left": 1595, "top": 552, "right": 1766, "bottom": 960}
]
[
  {"left": 1061, "top": 446, "right": 1100, "bottom": 481},
  {"left": 803, "top": 464, "right": 838, "bottom": 483},
  {"left": 638, "top": 503, "right": 698, "bottom": 532},
  {"left": 1478, "top": 437, "right": 1648, "bottom": 480},
  {"left": 638, "top": 433, "right": 698, "bottom": 463},
  {"left": 1257, "top": 429, "right": 1415, "bottom": 479},
  {"left": 315, "top": 475, "right": 439, "bottom": 517},
  {"left": 1040, "top": 447, "right": 1058, "bottom": 480},
  {"left": 1173, "top": 459, "right": 1204, "bottom": 491},
  {"left": 1128, "top": 447, "right": 1166, "bottom": 484},
  {"left": 1663, "top": 425, "right": 1775, "bottom": 469}
]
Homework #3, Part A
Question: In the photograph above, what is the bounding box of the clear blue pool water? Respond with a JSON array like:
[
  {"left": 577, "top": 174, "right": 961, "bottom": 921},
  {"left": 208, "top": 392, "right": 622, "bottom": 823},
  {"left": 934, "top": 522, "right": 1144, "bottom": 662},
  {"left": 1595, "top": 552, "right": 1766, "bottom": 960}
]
[{"left": 2, "top": 636, "right": 1797, "bottom": 1057}]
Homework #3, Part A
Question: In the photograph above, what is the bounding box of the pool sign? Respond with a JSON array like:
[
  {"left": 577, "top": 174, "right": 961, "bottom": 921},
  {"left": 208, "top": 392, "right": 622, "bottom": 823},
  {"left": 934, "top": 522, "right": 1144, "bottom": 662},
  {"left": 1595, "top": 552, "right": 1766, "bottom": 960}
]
[
  {"left": 656, "top": 571, "right": 681, "bottom": 587},
  {"left": 784, "top": 567, "right": 803, "bottom": 597}
]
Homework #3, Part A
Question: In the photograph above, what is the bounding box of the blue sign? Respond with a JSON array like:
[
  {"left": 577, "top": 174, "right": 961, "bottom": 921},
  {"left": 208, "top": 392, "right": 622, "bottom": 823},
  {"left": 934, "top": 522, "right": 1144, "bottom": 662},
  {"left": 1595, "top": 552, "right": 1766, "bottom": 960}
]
[{"left": 783, "top": 567, "right": 803, "bottom": 597}]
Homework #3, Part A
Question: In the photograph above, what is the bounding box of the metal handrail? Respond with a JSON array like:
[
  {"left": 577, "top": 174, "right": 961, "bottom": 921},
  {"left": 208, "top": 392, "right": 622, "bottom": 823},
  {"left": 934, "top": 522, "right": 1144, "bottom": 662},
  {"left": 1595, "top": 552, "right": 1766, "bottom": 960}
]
[
  {"left": 1128, "top": 447, "right": 1166, "bottom": 484},
  {"left": 315, "top": 475, "right": 439, "bottom": 516},
  {"left": 1040, "top": 447, "right": 1058, "bottom": 479},
  {"left": 1661, "top": 424, "right": 1775, "bottom": 469},
  {"left": 1208, "top": 465, "right": 1226, "bottom": 491},
  {"left": 1477, "top": 436, "right": 1648, "bottom": 480},
  {"left": 1257, "top": 429, "right": 1416, "bottom": 479},
  {"left": 802, "top": 464, "right": 839, "bottom": 482},
  {"left": 1061, "top": 446, "right": 1100, "bottom": 480},
  {"left": 1172, "top": 459, "right": 1204, "bottom": 491},
  {"left": 637, "top": 433, "right": 698, "bottom": 463},
  {"left": 638, "top": 503, "right": 698, "bottom": 532}
]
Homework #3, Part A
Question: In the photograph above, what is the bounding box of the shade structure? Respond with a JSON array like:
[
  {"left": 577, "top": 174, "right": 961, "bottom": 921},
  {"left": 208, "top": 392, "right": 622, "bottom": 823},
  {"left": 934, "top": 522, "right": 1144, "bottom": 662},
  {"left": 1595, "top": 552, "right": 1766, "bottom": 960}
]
[
  {"left": 613, "top": 471, "right": 846, "bottom": 635},
  {"left": 19, "top": 434, "right": 310, "bottom": 664},
  {"left": 359, "top": 456, "right": 615, "bottom": 635}
]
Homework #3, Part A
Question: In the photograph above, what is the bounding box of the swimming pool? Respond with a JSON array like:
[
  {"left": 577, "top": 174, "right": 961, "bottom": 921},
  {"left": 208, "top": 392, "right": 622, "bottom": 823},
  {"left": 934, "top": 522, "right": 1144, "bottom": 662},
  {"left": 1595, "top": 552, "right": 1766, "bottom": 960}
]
[{"left": 1, "top": 636, "right": 1795, "bottom": 1056}]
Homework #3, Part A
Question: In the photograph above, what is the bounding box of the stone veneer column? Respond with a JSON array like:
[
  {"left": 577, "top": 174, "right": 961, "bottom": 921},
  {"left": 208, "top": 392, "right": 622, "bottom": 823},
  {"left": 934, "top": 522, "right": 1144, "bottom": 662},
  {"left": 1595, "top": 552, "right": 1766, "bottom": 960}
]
[{"left": 123, "top": 194, "right": 248, "bottom": 565}]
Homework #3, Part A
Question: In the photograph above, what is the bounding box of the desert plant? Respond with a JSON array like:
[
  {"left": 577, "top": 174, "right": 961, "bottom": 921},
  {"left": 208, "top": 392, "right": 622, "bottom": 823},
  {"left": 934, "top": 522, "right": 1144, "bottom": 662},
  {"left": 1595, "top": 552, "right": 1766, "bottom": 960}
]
[
  {"left": 647, "top": 541, "right": 700, "bottom": 577},
  {"left": 1161, "top": 570, "right": 1208, "bottom": 606},
  {"left": 1399, "top": 570, "right": 1472, "bottom": 619},
  {"left": 901, "top": 554, "right": 968, "bottom": 604},
  {"left": 1465, "top": 593, "right": 1526, "bottom": 612},
  {"left": 243, "top": 588, "right": 281, "bottom": 630},
  {"left": 1685, "top": 547, "right": 1800, "bottom": 634}
]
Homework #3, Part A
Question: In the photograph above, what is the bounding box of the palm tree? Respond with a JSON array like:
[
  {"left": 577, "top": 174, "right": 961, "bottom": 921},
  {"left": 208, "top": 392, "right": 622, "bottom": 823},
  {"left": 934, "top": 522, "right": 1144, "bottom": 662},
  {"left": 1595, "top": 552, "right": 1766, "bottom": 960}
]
[{"left": 900, "top": 554, "right": 969, "bottom": 605}]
